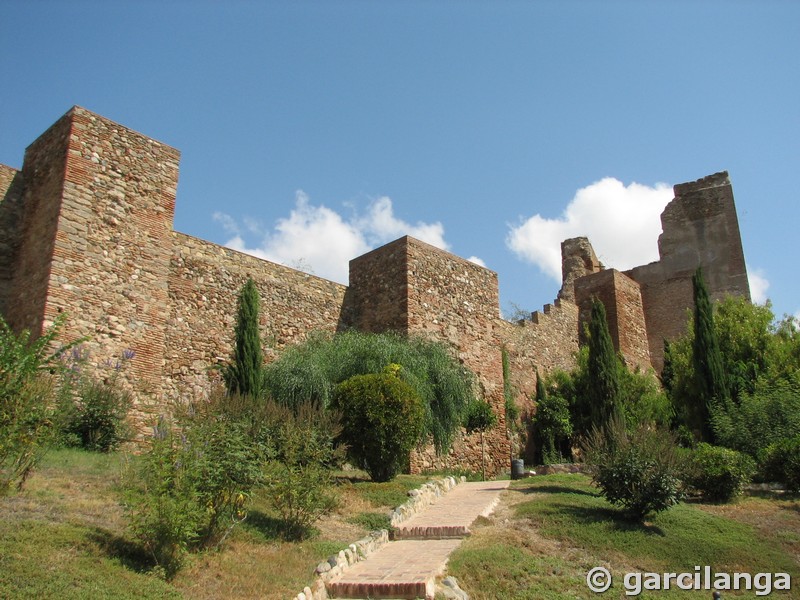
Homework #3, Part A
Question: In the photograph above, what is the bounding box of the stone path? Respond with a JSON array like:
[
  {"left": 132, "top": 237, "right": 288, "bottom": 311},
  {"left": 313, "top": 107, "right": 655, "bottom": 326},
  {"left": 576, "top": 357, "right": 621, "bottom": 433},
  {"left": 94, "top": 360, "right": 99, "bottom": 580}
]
[{"left": 326, "top": 480, "right": 510, "bottom": 600}]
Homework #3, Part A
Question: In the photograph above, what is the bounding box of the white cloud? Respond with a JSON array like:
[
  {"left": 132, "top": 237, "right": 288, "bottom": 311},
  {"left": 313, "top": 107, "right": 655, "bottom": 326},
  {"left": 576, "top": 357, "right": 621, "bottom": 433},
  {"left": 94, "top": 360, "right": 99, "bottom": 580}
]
[
  {"left": 507, "top": 178, "right": 673, "bottom": 281},
  {"left": 215, "top": 192, "right": 449, "bottom": 284},
  {"left": 467, "top": 256, "right": 487, "bottom": 268},
  {"left": 357, "top": 196, "right": 449, "bottom": 250},
  {"left": 747, "top": 266, "right": 770, "bottom": 305}
]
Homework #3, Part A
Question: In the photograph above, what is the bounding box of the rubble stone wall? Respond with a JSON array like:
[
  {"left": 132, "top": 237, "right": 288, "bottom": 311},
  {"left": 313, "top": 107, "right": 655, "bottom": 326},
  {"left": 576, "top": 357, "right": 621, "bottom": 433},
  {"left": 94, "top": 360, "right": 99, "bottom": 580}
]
[{"left": 164, "top": 232, "right": 350, "bottom": 403}]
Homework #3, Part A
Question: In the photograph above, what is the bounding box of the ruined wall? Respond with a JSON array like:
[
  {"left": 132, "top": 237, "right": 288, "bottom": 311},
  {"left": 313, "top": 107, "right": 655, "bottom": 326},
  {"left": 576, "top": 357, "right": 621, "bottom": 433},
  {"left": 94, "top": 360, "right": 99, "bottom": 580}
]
[
  {"left": 574, "top": 269, "right": 651, "bottom": 371},
  {"left": 558, "top": 236, "right": 602, "bottom": 302},
  {"left": 627, "top": 172, "right": 749, "bottom": 371},
  {"left": 164, "top": 232, "right": 350, "bottom": 402}
]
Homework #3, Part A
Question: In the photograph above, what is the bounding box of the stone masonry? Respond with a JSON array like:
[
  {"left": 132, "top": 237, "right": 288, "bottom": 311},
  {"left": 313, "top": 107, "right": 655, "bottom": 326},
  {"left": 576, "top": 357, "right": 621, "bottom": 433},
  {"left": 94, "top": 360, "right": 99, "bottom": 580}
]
[{"left": 0, "top": 107, "right": 751, "bottom": 475}]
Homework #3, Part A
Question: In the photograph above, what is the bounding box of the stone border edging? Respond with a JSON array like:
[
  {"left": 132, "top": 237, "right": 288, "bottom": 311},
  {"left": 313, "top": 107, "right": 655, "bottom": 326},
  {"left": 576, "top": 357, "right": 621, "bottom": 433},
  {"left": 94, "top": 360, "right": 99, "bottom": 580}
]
[{"left": 290, "top": 475, "right": 466, "bottom": 600}]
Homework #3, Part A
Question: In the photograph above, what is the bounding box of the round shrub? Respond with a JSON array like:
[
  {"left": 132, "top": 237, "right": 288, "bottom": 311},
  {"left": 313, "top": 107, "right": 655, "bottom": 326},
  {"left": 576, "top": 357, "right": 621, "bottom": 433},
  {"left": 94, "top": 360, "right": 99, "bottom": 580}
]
[
  {"left": 332, "top": 367, "right": 425, "bottom": 482},
  {"left": 761, "top": 436, "right": 800, "bottom": 492},
  {"left": 681, "top": 443, "right": 756, "bottom": 502},
  {"left": 583, "top": 418, "right": 683, "bottom": 520}
]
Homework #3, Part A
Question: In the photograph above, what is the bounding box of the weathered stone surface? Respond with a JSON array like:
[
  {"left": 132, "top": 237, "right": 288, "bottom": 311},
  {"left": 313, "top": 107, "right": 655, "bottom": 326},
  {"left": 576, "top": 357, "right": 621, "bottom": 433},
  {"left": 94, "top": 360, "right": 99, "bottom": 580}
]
[{"left": 558, "top": 236, "right": 603, "bottom": 302}]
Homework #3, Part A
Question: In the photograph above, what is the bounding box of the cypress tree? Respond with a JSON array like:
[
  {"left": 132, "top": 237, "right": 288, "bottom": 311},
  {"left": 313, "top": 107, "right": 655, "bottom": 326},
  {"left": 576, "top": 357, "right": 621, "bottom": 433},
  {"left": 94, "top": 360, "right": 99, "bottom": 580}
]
[
  {"left": 586, "top": 298, "right": 621, "bottom": 428},
  {"left": 225, "top": 277, "right": 263, "bottom": 397},
  {"left": 691, "top": 267, "right": 728, "bottom": 441}
]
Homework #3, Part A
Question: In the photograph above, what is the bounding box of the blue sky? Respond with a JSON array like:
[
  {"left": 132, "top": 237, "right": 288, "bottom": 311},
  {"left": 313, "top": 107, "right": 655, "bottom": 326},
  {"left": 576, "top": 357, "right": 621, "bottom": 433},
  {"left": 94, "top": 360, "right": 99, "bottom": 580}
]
[{"left": 2, "top": 1, "right": 798, "bottom": 322}]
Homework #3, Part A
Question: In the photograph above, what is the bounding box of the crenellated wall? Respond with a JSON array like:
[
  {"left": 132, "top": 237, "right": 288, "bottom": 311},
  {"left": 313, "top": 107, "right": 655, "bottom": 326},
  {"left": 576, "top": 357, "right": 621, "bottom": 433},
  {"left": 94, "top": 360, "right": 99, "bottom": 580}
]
[{"left": 0, "top": 106, "right": 752, "bottom": 474}]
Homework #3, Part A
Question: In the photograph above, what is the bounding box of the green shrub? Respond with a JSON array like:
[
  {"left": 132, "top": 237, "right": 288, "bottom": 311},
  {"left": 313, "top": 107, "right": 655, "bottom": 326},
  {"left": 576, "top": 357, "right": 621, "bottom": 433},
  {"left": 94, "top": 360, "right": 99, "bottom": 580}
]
[
  {"left": 532, "top": 376, "right": 572, "bottom": 465},
  {"left": 761, "top": 436, "right": 800, "bottom": 492},
  {"left": 332, "top": 366, "right": 425, "bottom": 482},
  {"left": 0, "top": 314, "right": 75, "bottom": 495},
  {"left": 264, "top": 331, "right": 474, "bottom": 456},
  {"left": 263, "top": 402, "right": 345, "bottom": 540},
  {"left": 124, "top": 392, "right": 265, "bottom": 578},
  {"left": 681, "top": 443, "right": 755, "bottom": 502},
  {"left": 57, "top": 347, "right": 134, "bottom": 452},
  {"left": 711, "top": 374, "right": 800, "bottom": 459},
  {"left": 583, "top": 418, "right": 683, "bottom": 520}
]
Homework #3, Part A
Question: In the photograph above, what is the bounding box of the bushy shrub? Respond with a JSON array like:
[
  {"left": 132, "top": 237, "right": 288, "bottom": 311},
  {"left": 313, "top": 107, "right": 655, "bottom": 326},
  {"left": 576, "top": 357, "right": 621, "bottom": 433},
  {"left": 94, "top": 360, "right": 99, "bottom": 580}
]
[
  {"left": 57, "top": 347, "right": 134, "bottom": 452},
  {"left": 711, "top": 374, "right": 800, "bottom": 459},
  {"left": 583, "top": 417, "right": 683, "bottom": 520},
  {"left": 332, "top": 366, "right": 425, "bottom": 482},
  {"left": 681, "top": 443, "right": 756, "bottom": 502},
  {"left": 124, "top": 392, "right": 265, "bottom": 578},
  {"left": 264, "top": 331, "right": 474, "bottom": 456},
  {"left": 761, "top": 436, "right": 800, "bottom": 492},
  {"left": 0, "top": 315, "right": 73, "bottom": 494},
  {"left": 263, "top": 402, "right": 345, "bottom": 539}
]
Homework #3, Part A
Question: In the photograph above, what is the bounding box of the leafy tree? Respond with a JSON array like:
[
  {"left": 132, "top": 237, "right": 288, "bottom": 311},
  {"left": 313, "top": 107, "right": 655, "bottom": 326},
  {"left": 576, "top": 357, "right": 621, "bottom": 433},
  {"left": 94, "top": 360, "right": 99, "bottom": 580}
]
[
  {"left": 586, "top": 298, "right": 621, "bottom": 429},
  {"left": 464, "top": 399, "right": 498, "bottom": 480},
  {"left": 691, "top": 268, "right": 728, "bottom": 441},
  {"left": 264, "top": 331, "right": 474, "bottom": 456},
  {"left": 224, "top": 278, "right": 264, "bottom": 397},
  {"left": 332, "top": 365, "right": 425, "bottom": 482},
  {"left": 711, "top": 373, "right": 800, "bottom": 459},
  {"left": 532, "top": 372, "right": 572, "bottom": 464},
  {"left": 715, "top": 297, "right": 774, "bottom": 400}
]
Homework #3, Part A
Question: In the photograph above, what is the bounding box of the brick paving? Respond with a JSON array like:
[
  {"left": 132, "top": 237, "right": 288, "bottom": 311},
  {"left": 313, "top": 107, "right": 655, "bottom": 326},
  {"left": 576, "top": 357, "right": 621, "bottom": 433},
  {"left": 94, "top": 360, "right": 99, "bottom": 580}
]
[{"left": 327, "top": 480, "right": 510, "bottom": 599}]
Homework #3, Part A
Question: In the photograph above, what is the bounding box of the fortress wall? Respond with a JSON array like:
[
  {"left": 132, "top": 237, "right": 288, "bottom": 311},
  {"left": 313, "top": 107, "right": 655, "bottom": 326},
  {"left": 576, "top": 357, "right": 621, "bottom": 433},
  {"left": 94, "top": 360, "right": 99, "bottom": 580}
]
[
  {"left": 403, "top": 237, "right": 511, "bottom": 476},
  {"left": 574, "top": 269, "right": 651, "bottom": 371},
  {"left": 3, "top": 114, "right": 73, "bottom": 338},
  {"left": 497, "top": 300, "right": 580, "bottom": 418},
  {"left": 6, "top": 107, "right": 182, "bottom": 426},
  {"left": 0, "top": 106, "right": 754, "bottom": 473},
  {"left": 0, "top": 165, "right": 24, "bottom": 316},
  {"left": 627, "top": 172, "right": 750, "bottom": 371},
  {"left": 348, "top": 237, "right": 409, "bottom": 333},
  {"left": 164, "top": 232, "right": 350, "bottom": 403}
]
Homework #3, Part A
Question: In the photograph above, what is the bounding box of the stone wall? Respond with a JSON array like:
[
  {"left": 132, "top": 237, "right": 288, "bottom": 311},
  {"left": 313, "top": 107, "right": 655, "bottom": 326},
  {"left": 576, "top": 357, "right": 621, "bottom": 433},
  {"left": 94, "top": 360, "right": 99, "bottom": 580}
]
[
  {"left": 574, "top": 268, "right": 651, "bottom": 370},
  {"left": 0, "top": 106, "right": 753, "bottom": 476},
  {"left": 0, "top": 164, "right": 24, "bottom": 317},
  {"left": 627, "top": 172, "right": 749, "bottom": 371},
  {"left": 497, "top": 299, "right": 580, "bottom": 416},
  {"left": 349, "top": 236, "right": 511, "bottom": 477},
  {"left": 164, "top": 232, "right": 350, "bottom": 402}
]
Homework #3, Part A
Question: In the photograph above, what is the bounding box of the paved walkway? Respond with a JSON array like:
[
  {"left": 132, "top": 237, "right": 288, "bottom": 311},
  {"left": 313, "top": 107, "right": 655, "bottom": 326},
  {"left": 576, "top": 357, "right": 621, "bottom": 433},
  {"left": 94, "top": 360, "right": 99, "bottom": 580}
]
[{"left": 326, "top": 480, "right": 510, "bottom": 600}]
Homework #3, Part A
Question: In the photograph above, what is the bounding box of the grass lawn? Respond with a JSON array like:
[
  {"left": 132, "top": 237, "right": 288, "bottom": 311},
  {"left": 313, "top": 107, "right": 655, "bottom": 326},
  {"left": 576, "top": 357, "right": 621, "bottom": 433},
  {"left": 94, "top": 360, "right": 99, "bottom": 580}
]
[
  {"left": 447, "top": 473, "right": 800, "bottom": 599},
  {"left": 0, "top": 448, "right": 427, "bottom": 599}
]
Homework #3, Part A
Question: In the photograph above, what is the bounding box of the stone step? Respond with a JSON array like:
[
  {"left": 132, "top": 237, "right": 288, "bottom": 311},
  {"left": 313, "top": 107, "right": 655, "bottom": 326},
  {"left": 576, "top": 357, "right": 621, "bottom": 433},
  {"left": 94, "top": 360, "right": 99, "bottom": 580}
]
[
  {"left": 326, "top": 539, "right": 460, "bottom": 600},
  {"left": 326, "top": 480, "right": 510, "bottom": 599}
]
